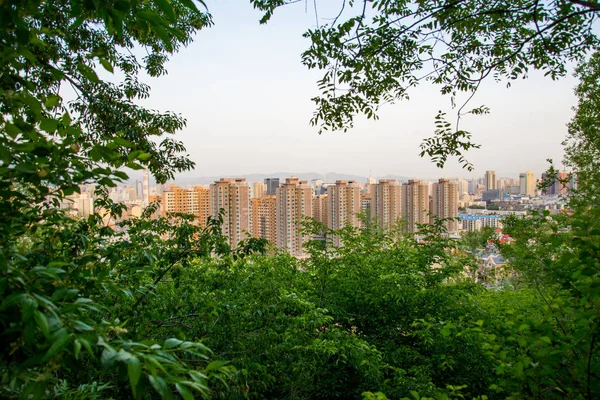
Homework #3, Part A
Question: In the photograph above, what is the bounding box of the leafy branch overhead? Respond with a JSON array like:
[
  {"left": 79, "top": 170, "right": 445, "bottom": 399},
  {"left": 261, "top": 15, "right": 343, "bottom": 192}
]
[
  {"left": 0, "top": 0, "right": 210, "bottom": 198},
  {"left": 253, "top": 0, "right": 600, "bottom": 167}
]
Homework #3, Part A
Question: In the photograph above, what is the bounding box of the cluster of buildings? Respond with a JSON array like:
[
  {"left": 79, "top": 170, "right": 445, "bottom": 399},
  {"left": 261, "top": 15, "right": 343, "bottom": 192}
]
[
  {"left": 60, "top": 169, "right": 573, "bottom": 258},
  {"left": 155, "top": 177, "right": 461, "bottom": 256}
]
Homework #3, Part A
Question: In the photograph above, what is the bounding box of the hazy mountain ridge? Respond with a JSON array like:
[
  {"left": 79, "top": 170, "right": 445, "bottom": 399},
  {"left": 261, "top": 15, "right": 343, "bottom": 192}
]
[{"left": 125, "top": 171, "right": 418, "bottom": 186}]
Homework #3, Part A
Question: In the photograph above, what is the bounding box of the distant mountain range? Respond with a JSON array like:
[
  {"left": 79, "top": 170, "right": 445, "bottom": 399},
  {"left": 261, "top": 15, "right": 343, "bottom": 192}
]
[
  {"left": 125, "top": 171, "right": 418, "bottom": 186},
  {"left": 171, "top": 172, "right": 415, "bottom": 186}
]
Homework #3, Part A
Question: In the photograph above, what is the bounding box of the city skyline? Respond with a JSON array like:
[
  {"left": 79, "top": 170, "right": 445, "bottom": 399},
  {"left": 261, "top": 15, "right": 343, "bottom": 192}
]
[
  {"left": 127, "top": 168, "right": 563, "bottom": 187},
  {"left": 65, "top": 171, "right": 569, "bottom": 257}
]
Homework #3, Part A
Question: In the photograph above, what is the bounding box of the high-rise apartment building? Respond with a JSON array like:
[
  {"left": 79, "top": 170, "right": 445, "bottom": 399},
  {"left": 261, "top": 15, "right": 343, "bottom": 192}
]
[
  {"left": 143, "top": 168, "right": 149, "bottom": 207},
  {"left": 371, "top": 179, "right": 402, "bottom": 231},
  {"left": 253, "top": 181, "right": 266, "bottom": 199},
  {"left": 264, "top": 178, "right": 280, "bottom": 196},
  {"left": 431, "top": 178, "right": 459, "bottom": 232},
  {"left": 497, "top": 178, "right": 510, "bottom": 192},
  {"left": 327, "top": 180, "right": 361, "bottom": 246},
  {"left": 312, "top": 194, "right": 329, "bottom": 227},
  {"left": 163, "top": 185, "right": 192, "bottom": 214},
  {"left": 251, "top": 196, "right": 277, "bottom": 244},
  {"left": 135, "top": 180, "right": 143, "bottom": 201},
  {"left": 455, "top": 178, "right": 469, "bottom": 199},
  {"left": 519, "top": 171, "right": 536, "bottom": 197},
  {"left": 128, "top": 186, "right": 137, "bottom": 202},
  {"left": 194, "top": 186, "right": 210, "bottom": 225},
  {"left": 161, "top": 185, "right": 210, "bottom": 225},
  {"left": 401, "top": 180, "right": 430, "bottom": 233},
  {"left": 467, "top": 179, "right": 477, "bottom": 194},
  {"left": 484, "top": 170, "right": 497, "bottom": 191},
  {"left": 210, "top": 178, "right": 251, "bottom": 248},
  {"left": 360, "top": 193, "right": 372, "bottom": 227},
  {"left": 276, "top": 177, "right": 313, "bottom": 257}
]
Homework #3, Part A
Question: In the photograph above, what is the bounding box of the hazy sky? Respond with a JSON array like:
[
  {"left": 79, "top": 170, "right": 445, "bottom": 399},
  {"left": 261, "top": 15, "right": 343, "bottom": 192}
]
[{"left": 140, "top": 1, "right": 580, "bottom": 181}]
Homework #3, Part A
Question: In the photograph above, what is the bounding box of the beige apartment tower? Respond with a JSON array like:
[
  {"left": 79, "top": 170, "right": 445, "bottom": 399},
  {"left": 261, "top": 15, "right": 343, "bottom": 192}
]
[
  {"left": 401, "top": 180, "right": 430, "bottom": 233},
  {"left": 142, "top": 169, "right": 150, "bottom": 207},
  {"left": 276, "top": 177, "right": 313, "bottom": 257},
  {"left": 253, "top": 181, "right": 266, "bottom": 199},
  {"left": 484, "top": 170, "right": 497, "bottom": 191},
  {"left": 519, "top": 171, "right": 536, "bottom": 197},
  {"left": 162, "top": 185, "right": 209, "bottom": 225},
  {"left": 371, "top": 179, "right": 402, "bottom": 231},
  {"left": 194, "top": 186, "right": 210, "bottom": 226},
  {"left": 210, "top": 178, "right": 251, "bottom": 248},
  {"left": 327, "top": 180, "right": 361, "bottom": 246},
  {"left": 312, "top": 194, "right": 329, "bottom": 227},
  {"left": 431, "top": 179, "right": 459, "bottom": 233},
  {"left": 251, "top": 196, "right": 277, "bottom": 244}
]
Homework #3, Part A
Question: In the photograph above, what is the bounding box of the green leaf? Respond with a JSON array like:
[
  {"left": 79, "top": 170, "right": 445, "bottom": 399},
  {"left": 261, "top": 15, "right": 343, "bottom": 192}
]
[
  {"left": 164, "top": 338, "right": 183, "bottom": 349},
  {"left": 39, "top": 118, "right": 58, "bottom": 133},
  {"left": 148, "top": 374, "right": 172, "bottom": 398},
  {"left": 154, "top": 0, "right": 176, "bottom": 20},
  {"left": 178, "top": 0, "right": 201, "bottom": 13},
  {"left": 4, "top": 123, "right": 21, "bottom": 138},
  {"left": 42, "top": 328, "right": 71, "bottom": 362},
  {"left": 72, "top": 320, "right": 94, "bottom": 332},
  {"left": 33, "top": 310, "right": 49, "bottom": 338},
  {"left": 539, "top": 336, "right": 551, "bottom": 344},
  {"left": 44, "top": 95, "right": 61, "bottom": 109},
  {"left": 114, "top": 137, "right": 133, "bottom": 147},
  {"left": 74, "top": 339, "right": 82, "bottom": 359},
  {"left": 23, "top": 92, "right": 43, "bottom": 118},
  {"left": 205, "top": 360, "right": 228, "bottom": 372},
  {"left": 176, "top": 383, "right": 194, "bottom": 400},
  {"left": 21, "top": 296, "right": 37, "bottom": 321},
  {"left": 514, "top": 361, "right": 524, "bottom": 376},
  {"left": 100, "top": 58, "right": 114, "bottom": 73},
  {"left": 77, "top": 63, "right": 100, "bottom": 83},
  {"left": 128, "top": 356, "right": 142, "bottom": 388}
]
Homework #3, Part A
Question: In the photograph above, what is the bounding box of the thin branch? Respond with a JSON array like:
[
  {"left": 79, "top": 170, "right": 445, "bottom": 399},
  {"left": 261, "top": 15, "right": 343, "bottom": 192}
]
[
  {"left": 455, "top": 78, "right": 482, "bottom": 132},
  {"left": 569, "top": 0, "right": 600, "bottom": 11},
  {"left": 131, "top": 249, "right": 194, "bottom": 312},
  {"left": 155, "top": 313, "right": 202, "bottom": 327},
  {"left": 331, "top": 0, "right": 346, "bottom": 26},
  {"left": 344, "top": 0, "right": 468, "bottom": 45},
  {"left": 533, "top": 0, "right": 552, "bottom": 52}
]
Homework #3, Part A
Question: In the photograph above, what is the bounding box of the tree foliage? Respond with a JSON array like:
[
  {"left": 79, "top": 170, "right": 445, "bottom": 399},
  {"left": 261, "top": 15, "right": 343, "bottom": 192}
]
[
  {"left": 0, "top": 0, "right": 236, "bottom": 398},
  {"left": 252, "top": 0, "right": 600, "bottom": 168},
  {"left": 564, "top": 51, "right": 600, "bottom": 205}
]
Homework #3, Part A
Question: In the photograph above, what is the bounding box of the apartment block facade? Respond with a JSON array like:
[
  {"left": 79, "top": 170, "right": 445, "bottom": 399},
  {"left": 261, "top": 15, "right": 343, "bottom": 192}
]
[
  {"left": 327, "top": 180, "right": 361, "bottom": 246},
  {"left": 251, "top": 196, "right": 277, "bottom": 244},
  {"left": 276, "top": 177, "right": 313, "bottom": 257},
  {"left": 210, "top": 178, "right": 251, "bottom": 248},
  {"left": 401, "top": 180, "right": 430, "bottom": 233},
  {"left": 371, "top": 179, "right": 402, "bottom": 231},
  {"left": 431, "top": 178, "right": 459, "bottom": 232}
]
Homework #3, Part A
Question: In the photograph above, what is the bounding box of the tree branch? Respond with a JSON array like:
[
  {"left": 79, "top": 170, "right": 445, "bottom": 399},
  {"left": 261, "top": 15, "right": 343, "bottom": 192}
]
[{"left": 569, "top": 0, "right": 600, "bottom": 11}]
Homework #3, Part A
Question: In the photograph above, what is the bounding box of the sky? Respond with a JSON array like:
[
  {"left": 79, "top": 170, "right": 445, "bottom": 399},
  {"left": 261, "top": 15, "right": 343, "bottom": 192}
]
[{"left": 139, "top": 0, "right": 580, "bottom": 181}]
